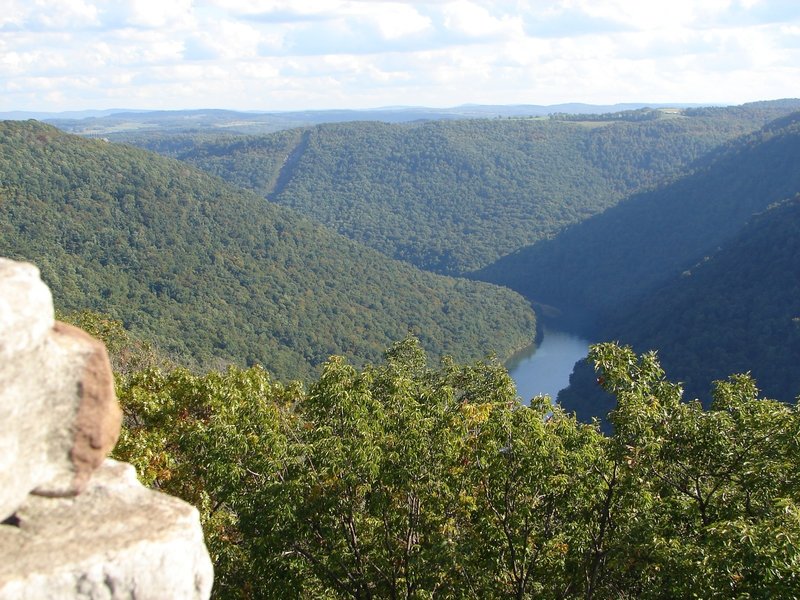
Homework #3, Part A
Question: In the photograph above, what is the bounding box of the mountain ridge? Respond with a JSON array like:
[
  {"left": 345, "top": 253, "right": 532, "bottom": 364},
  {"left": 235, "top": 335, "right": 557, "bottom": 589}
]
[
  {"left": 0, "top": 120, "right": 536, "bottom": 381},
  {"left": 477, "top": 111, "right": 800, "bottom": 324},
  {"left": 122, "top": 102, "right": 800, "bottom": 276}
]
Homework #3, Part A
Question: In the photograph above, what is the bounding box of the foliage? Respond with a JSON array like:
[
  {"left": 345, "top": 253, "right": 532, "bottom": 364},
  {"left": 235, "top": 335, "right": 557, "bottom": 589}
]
[
  {"left": 127, "top": 104, "right": 798, "bottom": 275},
  {"left": 58, "top": 309, "right": 167, "bottom": 374},
  {"left": 549, "top": 107, "right": 666, "bottom": 122},
  {"left": 113, "top": 363, "right": 302, "bottom": 596},
  {"left": 115, "top": 337, "right": 800, "bottom": 598},
  {"left": 602, "top": 194, "right": 800, "bottom": 403},
  {"left": 478, "top": 112, "right": 800, "bottom": 320},
  {"left": 0, "top": 120, "right": 535, "bottom": 380},
  {"left": 589, "top": 342, "right": 800, "bottom": 598}
]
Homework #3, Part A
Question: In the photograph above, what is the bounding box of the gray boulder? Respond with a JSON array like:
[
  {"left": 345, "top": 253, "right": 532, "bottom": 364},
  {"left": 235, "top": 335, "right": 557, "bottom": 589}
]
[
  {"left": 0, "top": 459, "right": 213, "bottom": 600},
  {"left": 0, "top": 259, "right": 121, "bottom": 519},
  {"left": 0, "top": 258, "right": 213, "bottom": 598}
]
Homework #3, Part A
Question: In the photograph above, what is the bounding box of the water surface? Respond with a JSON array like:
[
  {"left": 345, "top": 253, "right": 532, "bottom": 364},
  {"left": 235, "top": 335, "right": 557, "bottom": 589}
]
[{"left": 507, "top": 328, "right": 591, "bottom": 402}]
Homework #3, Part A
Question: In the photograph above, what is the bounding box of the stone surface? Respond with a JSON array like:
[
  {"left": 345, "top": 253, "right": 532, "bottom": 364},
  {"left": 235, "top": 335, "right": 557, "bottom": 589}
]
[
  {"left": 0, "top": 257, "right": 212, "bottom": 598},
  {"left": 0, "top": 459, "right": 214, "bottom": 600},
  {"left": 0, "top": 259, "right": 57, "bottom": 520},
  {"left": 0, "top": 259, "right": 56, "bottom": 518},
  {"left": 0, "top": 265, "right": 121, "bottom": 518},
  {"left": 0, "top": 258, "right": 53, "bottom": 362},
  {"left": 32, "top": 321, "right": 122, "bottom": 498}
]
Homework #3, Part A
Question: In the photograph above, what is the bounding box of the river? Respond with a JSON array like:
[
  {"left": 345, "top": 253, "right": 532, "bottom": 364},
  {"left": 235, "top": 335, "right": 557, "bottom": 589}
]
[{"left": 506, "top": 328, "right": 591, "bottom": 402}]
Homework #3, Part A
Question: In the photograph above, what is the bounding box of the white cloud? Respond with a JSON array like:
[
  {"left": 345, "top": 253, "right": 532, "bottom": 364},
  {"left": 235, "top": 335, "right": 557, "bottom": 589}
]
[
  {"left": 0, "top": 50, "right": 25, "bottom": 75},
  {"left": 0, "top": 1, "right": 26, "bottom": 29},
  {"left": 0, "top": 0, "right": 100, "bottom": 30},
  {"left": 566, "top": 0, "right": 733, "bottom": 30},
  {"left": 184, "top": 20, "right": 262, "bottom": 60},
  {"left": 100, "top": 0, "right": 194, "bottom": 29},
  {"left": 203, "top": 0, "right": 341, "bottom": 22},
  {"left": 441, "top": 0, "right": 524, "bottom": 38},
  {"left": 98, "top": 29, "right": 185, "bottom": 66},
  {"left": 39, "top": 0, "right": 100, "bottom": 28},
  {"left": 363, "top": 3, "right": 432, "bottom": 40},
  {"left": 1, "top": 0, "right": 798, "bottom": 111}
]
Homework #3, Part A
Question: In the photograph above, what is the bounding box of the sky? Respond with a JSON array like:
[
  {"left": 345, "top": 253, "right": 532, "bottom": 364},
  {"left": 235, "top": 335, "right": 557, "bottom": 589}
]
[{"left": 1, "top": 0, "right": 799, "bottom": 113}]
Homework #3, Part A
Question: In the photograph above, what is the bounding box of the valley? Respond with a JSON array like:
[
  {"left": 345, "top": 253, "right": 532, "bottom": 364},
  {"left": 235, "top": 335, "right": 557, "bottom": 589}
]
[
  {"left": 101, "top": 99, "right": 800, "bottom": 418},
  {"left": 123, "top": 102, "right": 795, "bottom": 276},
  {"left": 0, "top": 120, "right": 536, "bottom": 381},
  {"left": 7, "top": 0, "right": 800, "bottom": 596},
  {"left": 3, "top": 99, "right": 800, "bottom": 598}
]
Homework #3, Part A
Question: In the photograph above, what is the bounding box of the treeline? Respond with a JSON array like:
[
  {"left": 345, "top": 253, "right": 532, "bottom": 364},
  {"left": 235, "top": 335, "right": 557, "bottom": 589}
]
[
  {"left": 0, "top": 120, "right": 535, "bottom": 380},
  {"left": 126, "top": 103, "right": 798, "bottom": 275},
  {"left": 549, "top": 107, "right": 666, "bottom": 122},
  {"left": 101, "top": 325, "right": 800, "bottom": 599}
]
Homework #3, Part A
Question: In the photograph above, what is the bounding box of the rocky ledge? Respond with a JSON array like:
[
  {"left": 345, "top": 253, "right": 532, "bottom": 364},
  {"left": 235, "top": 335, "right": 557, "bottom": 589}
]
[{"left": 0, "top": 258, "right": 213, "bottom": 599}]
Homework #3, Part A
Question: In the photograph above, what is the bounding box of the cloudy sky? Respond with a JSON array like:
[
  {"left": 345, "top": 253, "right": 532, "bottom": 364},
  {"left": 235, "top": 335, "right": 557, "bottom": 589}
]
[{"left": 1, "top": 0, "right": 798, "bottom": 113}]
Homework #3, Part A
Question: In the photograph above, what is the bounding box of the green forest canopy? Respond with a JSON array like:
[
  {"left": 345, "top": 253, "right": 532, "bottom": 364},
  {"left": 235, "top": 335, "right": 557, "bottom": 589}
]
[
  {"left": 128, "top": 101, "right": 800, "bottom": 275},
  {"left": 0, "top": 120, "right": 535, "bottom": 381},
  {"left": 109, "top": 332, "right": 800, "bottom": 599}
]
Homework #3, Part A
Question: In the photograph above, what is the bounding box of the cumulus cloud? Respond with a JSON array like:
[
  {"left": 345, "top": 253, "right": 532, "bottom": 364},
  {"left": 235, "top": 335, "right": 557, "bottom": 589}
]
[
  {"left": 440, "top": 1, "right": 524, "bottom": 39},
  {"left": 183, "top": 20, "right": 262, "bottom": 60},
  {"left": 1, "top": 0, "right": 798, "bottom": 112},
  {"left": 522, "top": 10, "right": 630, "bottom": 38},
  {"left": 0, "top": 0, "right": 99, "bottom": 31},
  {"left": 99, "top": 0, "right": 194, "bottom": 29},
  {"left": 362, "top": 3, "right": 432, "bottom": 40}
]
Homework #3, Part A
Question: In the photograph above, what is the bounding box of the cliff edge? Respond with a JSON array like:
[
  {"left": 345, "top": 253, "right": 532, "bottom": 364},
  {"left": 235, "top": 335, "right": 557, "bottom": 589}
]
[{"left": 0, "top": 258, "right": 213, "bottom": 599}]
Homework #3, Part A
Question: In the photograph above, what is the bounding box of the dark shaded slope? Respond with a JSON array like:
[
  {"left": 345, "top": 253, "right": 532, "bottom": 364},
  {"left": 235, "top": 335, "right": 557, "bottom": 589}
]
[
  {"left": 0, "top": 120, "right": 535, "bottom": 381},
  {"left": 477, "top": 112, "right": 800, "bottom": 329},
  {"left": 608, "top": 195, "right": 800, "bottom": 402},
  {"left": 270, "top": 130, "right": 311, "bottom": 197},
  {"left": 558, "top": 195, "right": 800, "bottom": 423},
  {"left": 127, "top": 104, "right": 798, "bottom": 276}
]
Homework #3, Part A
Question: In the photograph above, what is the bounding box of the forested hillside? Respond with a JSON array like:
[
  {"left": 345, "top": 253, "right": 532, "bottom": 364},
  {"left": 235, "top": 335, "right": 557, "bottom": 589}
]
[
  {"left": 126, "top": 101, "right": 800, "bottom": 275},
  {"left": 569, "top": 195, "right": 800, "bottom": 415},
  {"left": 559, "top": 195, "right": 800, "bottom": 424},
  {"left": 479, "top": 112, "right": 800, "bottom": 325},
  {"left": 7, "top": 101, "right": 800, "bottom": 597},
  {"left": 0, "top": 120, "right": 535, "bottom": 380},
  {"left": 484, "top": 113, "right": 800, "bottom": 420},
  {"left": 613, "top": 194, "right": 800, "bottom": 401}
]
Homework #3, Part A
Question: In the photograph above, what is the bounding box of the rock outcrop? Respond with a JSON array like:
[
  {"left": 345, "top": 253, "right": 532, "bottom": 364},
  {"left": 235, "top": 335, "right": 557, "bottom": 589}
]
[{"left": 0, "top": 258, "right": 213, "bottom": 599}]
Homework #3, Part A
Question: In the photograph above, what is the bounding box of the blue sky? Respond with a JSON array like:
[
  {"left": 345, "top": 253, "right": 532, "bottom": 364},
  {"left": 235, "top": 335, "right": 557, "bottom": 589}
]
[{"left": 1, "top": 0, "right": 798, "bottom": 112}]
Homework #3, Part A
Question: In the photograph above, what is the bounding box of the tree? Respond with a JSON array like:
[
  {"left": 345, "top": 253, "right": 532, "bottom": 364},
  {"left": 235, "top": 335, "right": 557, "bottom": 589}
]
[
  {"left": 590, "top": 342, "right": 800, "bottom": 597},
  {"left": 113, "top": 365, "right": 302, "bottom": 598},
  {"left": 111, "top": 337, "right": 800, "bottom": 598}
]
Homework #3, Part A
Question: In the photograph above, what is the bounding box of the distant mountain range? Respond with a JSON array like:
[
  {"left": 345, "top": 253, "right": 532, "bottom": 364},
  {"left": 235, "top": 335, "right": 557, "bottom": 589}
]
[
  {"left": 0, "top": 102, "right": 710, "bottom": 137},
  {"left": 121, "top": 102, "right": 797, "bottom": 275}
]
